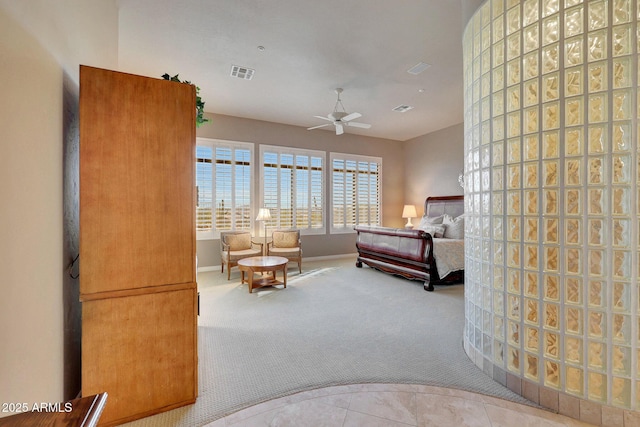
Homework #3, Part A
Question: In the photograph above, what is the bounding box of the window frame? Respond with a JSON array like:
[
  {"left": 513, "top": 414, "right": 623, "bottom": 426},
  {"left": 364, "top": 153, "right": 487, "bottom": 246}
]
[
  {"left": 259, "top": 144, "right": 326, "bottom": 235},
  {"left": 196, "top": 137, "right": 254, "bottom": 240},
  {"left": 329, "top": 152, "right": 383, "bottom": 234}
]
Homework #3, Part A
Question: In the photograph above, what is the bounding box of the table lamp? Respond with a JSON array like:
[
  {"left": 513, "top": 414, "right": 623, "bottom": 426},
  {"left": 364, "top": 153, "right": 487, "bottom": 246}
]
[
  {"left": 256, "top": 208, "right": 271, "bottom": 255},
  {"left": 402, "top": 204, "right": 417, "bottom": 229}
]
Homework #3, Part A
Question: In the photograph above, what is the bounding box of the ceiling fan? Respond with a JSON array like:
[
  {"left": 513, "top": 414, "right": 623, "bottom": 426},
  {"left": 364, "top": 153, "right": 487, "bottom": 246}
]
[{"left": 307, "top": 88, "right": 371, "bottom": 135}]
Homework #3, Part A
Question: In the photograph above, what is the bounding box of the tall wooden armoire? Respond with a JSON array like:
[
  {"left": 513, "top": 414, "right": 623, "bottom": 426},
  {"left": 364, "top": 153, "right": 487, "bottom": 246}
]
[{"left": 79, "top": 66, "right": 197, "bottom": 426}]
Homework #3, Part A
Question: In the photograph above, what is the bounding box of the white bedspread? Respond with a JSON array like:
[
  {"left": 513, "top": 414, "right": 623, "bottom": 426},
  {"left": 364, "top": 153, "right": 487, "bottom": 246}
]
[{"left": 432, "top": 238, "right": 465, "bottom": 279}]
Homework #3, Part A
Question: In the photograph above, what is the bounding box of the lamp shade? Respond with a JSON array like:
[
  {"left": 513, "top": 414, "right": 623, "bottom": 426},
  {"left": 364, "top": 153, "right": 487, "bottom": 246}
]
[
  {"left": 402, "top": 205, "right": 417, "bottom": 219},
  {"left": 256, "top": 208, "right": 271, "bottom": 221}
]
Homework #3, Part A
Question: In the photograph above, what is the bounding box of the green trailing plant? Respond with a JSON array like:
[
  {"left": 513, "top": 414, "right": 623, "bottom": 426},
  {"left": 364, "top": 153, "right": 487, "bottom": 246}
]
[{"left": 162, "top": 73, "right": 210, "bottom": 127}]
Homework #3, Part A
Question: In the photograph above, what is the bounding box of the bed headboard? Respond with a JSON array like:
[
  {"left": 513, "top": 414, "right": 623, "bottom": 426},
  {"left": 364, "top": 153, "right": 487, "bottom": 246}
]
[{"left": 424, "top": 195, "right": 464, "bottom": 218}]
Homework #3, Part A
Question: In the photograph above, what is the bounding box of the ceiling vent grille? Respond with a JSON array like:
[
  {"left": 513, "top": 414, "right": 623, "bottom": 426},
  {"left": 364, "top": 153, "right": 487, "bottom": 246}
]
[
  {"left": 230, "top": 65, "right": 255, "bottom": 80},
  {"left": 392, "top": 105, "right": 414, "bottom": 113},
  {"left": 407, "top": 62, "right": 431, "bottom": 75}
]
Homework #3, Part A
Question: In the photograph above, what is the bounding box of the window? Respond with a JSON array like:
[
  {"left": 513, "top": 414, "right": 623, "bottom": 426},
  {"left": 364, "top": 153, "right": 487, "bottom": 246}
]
[
  {"left": 196, "top": 138, "right": 253, "bottom": 239},
  {"left": 330, "top": 153, "right": 382, "bottom": 233},
  {"left": 260, "top": 145, "right": 324, "bottom": 234}
]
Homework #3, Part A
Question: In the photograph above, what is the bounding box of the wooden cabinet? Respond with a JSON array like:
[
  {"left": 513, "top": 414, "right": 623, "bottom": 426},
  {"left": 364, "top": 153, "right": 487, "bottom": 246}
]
[{"left": 79, "top": 66, "right": 197, "bottom": 426}]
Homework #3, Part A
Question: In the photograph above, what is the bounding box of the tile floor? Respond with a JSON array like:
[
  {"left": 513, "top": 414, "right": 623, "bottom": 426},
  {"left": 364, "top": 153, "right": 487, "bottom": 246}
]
[{"left": 204, "top": 383, "right": 596, "bottom": 426}]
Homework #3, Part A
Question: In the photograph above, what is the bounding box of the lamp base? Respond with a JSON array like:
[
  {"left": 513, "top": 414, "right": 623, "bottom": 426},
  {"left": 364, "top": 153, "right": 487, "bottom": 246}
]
[{"left": 404, "top": 219, "right": 414, "bottom": 229}]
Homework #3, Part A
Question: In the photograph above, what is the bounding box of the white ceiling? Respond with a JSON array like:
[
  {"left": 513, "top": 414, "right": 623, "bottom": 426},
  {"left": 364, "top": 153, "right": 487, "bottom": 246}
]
[{"left": 117, "top": 0, "right": 464, "bottom": 141}]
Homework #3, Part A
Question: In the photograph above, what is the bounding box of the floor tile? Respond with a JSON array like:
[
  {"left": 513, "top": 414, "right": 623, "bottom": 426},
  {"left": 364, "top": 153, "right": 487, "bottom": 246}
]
[
  {"left": 415, "top": 393, "right": 491, "bottom": 427},
  {"left": 343, "top": 410, "right": 417, "bottom": 426},
  {"left": 348, "top": 391, "right": 417, "bottom": 425}
]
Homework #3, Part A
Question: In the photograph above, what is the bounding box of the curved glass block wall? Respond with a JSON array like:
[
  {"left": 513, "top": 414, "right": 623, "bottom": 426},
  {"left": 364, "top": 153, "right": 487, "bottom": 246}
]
[{"left": 463, "top": 0, "right": 640, "bottom": 414}]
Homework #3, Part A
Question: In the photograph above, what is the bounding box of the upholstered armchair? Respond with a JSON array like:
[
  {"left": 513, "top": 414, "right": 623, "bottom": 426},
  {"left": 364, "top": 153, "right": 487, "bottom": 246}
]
[
  {"left": 267, "top": 229, "right": 302, "bottom": 273},
  {"left": 220, "top": 231, "right": 263, "bottom": 280}
]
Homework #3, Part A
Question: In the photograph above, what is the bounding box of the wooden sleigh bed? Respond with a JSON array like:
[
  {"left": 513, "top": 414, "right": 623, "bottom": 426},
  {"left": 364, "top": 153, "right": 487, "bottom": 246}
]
[{"left": 354, "top": 195, "right": 464, "bottom": 291}]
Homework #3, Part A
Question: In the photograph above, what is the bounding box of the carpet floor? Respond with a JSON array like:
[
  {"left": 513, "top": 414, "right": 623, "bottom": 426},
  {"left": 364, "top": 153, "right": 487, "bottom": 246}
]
[{"left": 124, "top": 256, "right": 531, "bottom": 427}]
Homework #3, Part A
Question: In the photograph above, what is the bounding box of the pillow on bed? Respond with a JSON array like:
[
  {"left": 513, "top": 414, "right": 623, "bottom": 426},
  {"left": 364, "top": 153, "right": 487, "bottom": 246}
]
[
  {"left": 443, "top": 214, "right": 465, "bottom": 239},
  {"left": 420, "top": 224, "right": 446, "bottom": 238},
  {"left": 418, "top": 214, "right": 444, "bottom": 228}
]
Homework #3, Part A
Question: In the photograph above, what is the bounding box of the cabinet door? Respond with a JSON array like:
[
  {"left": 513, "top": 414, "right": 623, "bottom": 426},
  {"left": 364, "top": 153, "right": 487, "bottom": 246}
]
[{"left": 80, "top": 66, "right": 195, "bottom": 296}]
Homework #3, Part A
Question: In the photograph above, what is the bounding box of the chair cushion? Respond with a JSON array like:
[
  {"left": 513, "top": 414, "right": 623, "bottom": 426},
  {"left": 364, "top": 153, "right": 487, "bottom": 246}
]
[
  {"left": 273, "top": 231, "right": 299, "bottom": 248},
  {"left": 222, "top": 247, "right": 262, "bottom": 262},
  {"left": 269, "top": 247, "right": 300, "bottom": 257},
  {"left": 225, "top": 233, "right": 252, "bottom": 251}
]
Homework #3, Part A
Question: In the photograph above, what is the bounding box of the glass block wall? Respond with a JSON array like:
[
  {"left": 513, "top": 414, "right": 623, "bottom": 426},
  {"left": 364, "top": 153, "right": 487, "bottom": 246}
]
[{"left": 463, "top": 0, "right": 640, "bottom": 410}]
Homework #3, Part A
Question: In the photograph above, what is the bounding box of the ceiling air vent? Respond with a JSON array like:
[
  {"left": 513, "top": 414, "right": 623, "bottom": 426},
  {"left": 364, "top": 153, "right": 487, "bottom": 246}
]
[
  {"left": 407, "top": 62, "right": 431, "bottom": 75},
  {"left": 392, "top": 105, "right": 414, "bottom": 113},
  {"left": 230, "top": 65, "right": 255, "bottom": 80}
]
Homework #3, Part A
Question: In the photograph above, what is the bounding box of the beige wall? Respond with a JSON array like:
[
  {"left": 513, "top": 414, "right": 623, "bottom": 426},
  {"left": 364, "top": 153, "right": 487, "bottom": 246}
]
[
  {"left": 195, "top": 113, "right": 406, "bottom": 268},
  {"left": 0, "top": 0, "right": 118, "bottom": 413},
  {"left": 403, "top": 123, "right": 465, "bottom": 216}
]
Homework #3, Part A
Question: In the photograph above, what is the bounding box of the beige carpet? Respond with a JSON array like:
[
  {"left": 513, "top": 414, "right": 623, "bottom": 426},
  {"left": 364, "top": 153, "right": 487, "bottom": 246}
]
[{"left": 124, "top": 256, "right": 530, "bottom": 427}]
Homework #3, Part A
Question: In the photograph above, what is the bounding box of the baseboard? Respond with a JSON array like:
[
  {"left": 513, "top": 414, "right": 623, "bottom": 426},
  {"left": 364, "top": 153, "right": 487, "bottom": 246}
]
[{"left": 197, "top": 253, "right": 357, "bottom": 273}]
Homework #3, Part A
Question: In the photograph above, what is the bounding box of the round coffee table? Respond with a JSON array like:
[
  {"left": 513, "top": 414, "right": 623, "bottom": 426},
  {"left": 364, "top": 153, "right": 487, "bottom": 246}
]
[{"left": 237, "top": 256, "right": 288, "bottom": 293}]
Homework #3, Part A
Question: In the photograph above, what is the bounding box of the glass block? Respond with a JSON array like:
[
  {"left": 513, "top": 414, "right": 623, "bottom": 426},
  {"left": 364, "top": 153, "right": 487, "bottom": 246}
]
[
  {"left": 613, "top": 58, "right": 631, "bottom": 88},
  {"left": 613, "top": 250, "right": 631, "bottom": 279},
  {"left": 508, "top": 216, "right": 521, "bottom": 240},
  {"left": 545, "top": 246, "right": 559, "bottom": 271},
  {"left": 525, "top": 244, "right": 539, "bottom": 269},
  {"left": 588, "top": 280, "right": 604, "bottom": 307},
  {"left": 588, "top": 158, "right": 604, "bottom": 185},
  {"left": 545, "top": 218, "right": 559, "bottom": 243},
  {"left": 542, "top": 0, "right": 560, "bottom": 17},
  {"left": 525, "top": 353, "right": 539, "bottom": 380},
  {"left": 508, "top": 112, "right": 521, "bottom": 137},
  {"left": 493, "top": 91, "right": 505, "bottom": 116},
  {"left": 588, "top": 94, "right": 607, "bottom": 122},
  {"left": 588, "top": 0, "right": 608, "bottom": 30},
  {"left": 508, "top": 191, "right": 521, "bottom": 215},
  {"left": 507, "top": 138, "right": 521, "bottom": 163},
  {"left": 611, "top": 25, "right": 633, "bottom": 56},
  {"left": 588, "top": 341, "right": 606, "bottom": 369},
  {"left": 565, "top": 67, "right": 583, "bottom": 96},
  {"left": 543, "top": 131, "right": 559, "bottom": 158},
  {"left": 508, "top": 297, "right": 521, "bottom": 322},
  {"left": 524, "top": 164, "right": 538, "bottom": 188},
  {"left": 587, "top": 30, "right": 607, "bottom": 62},
  {"left": 566, "top": 278, "right": 583, "bottom": 303},
  {"left": 566, "top": 307, "right": 582, "bottom": 334},
  {"left": 526, "top": 272, "right": 539, "bottom": 297},
  {"left": 493, "top": 193, "right": 504, "bottom": 216},
  {"left": 524, "top": 25, "right": 539, "bottom": 53},
  {"left": 613, "top": 155, "right": 631, "bottom": 184},
  {"left": 565, "top": 36, "right": 583, "bottom": 67},
  {"left": 507, "top": 6, "right": 521, "bottom": 35},
  {"left": 565, "top": 336, "right": 582, "bottom": 364},
  {"left": 524, "top": 0, "right": 540, "bottom": 26},
  {"left": 566, "top": 188, "right": 581, "bottom": 215},
  {"left": 589, "top": 219, "right": 604, "bottom": 245},
  {"left": 566, "top": 366, "right": 584, "bottom": 395},
  {"left": 493, "top": 141, "right": 504, "bottom": 165},
  {"left": 507, "top": 85, "right": 521, "bottom": 111},
  {"left": 565, "top": 159, "right": 582, "bottom": 186},
  {"left": 494, "top": 340, "right": 504, "bottom": 364},
  {"left": 494, "top": 66, "right": 505, "bottom": 91},
  {"left": 494, "top": 116, "right": 505, "bottom": 140},
  {"left": 508, "top": 59, "right": 521, "bottom": 86},
  {"left": 525, "top": 135, "right": 539, "bottom": 160},
  {"left": 525, "top": 218, "right": 539, "bottom": 242},
  {"left": 524, "top": 52, "right": 539, "bottom": 80},
  {"left": 566, "top": 248, "right": 581, "bottom": 274},
  {"left": 587, "top": 187, "right": 605, "bottom": 215},
  {"left": 508, "top": 346, "right": 520, "bottom": 372},
  {"left": 588, "top": 62, "right": 607, "bottom": 92},
  {"left": 544, "top": 189, "right": 558, "bottom": 214},
  {"left": 544, "top": 330, "right": 560, "bottom": 357},
  {"left": 613, "top": 313, "right": 631, "bottom": 343},
  {"left": 613, "top": 281, "right": 630, "bottom": 311},
  {"left": 565, "top": 129, "right": 585, "bottom": 155},
  {"left": 543, "top": 102, "right": 560, "bottom": 129},
  {"left": 524, "top": 107, "right": 538, "bottom": 133},
  {"left": 507, "top": 33, "right": 521, "bottom": 62},
  {"left": 542, "top": 43, "right": 560, "bottom": 72},
  {"left": 508, "top": 242, "right": 521, "bottom": 267},
  {"left": 543, "top": 73, "right": 559, "bottom": 101},
  {"left": 613, "top": 0, "right": 631, "bottom": 24},
  {"left": 495, "top": 268, "right": 505, "bottom": 291},
  {"left": 565, "top": 98, "right": 583, "bottom": 126},
  {"left": 589, "top": 310, "right": 606, "bottom": 338},
  {"left": 588, "top": 125, "right": 607, "bottom": 153},
  {"left": 613, "top": 91, "right": 631, "bottom": 119},
  {"left": 565, "top": 6, "right": 584, "bottom": 37},
  {"left": 589, "top": 249, "right": 605, "bottom": 276},
  {"left": 612, "top": 123, "right": 631, "bottom": 151},
  {"left": 612, "top": 377, "right": 631, "bottom": 407},
  {"left": 482, "top": 49, "right": 491, "bottom": 75},
  {"left": 588, "top": 372, "right": 607, "bottom": 402},
  {"left": 494, "top": 240, "right": 504, "bottom": 264},
  {"left": 542, "top": 15, "right": 559, "bottom": 46},
  {"left": 612, "top": 187, "right": 630, "bottom": 215},
  {"left": 566, "top": 218, "right": 581, "bottom": 244},
  {"left": 611, "top": 219, "right": 631, "bottom": 248},
  {"left": 544, "top": 360, "right": 561, "bottom": 388}
]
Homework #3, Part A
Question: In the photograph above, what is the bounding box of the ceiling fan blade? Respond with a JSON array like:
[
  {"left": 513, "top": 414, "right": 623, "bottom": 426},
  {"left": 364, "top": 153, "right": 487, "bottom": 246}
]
[
  {"left": 313, "top": 115, "right": 333, "bottom": 122},
  {"left": 341, "top": 112, "right": 362, "bottom": 122},
  {"left": 307, "top": 123, "right": 331, "bottom": 131},
  {"left": 335, "top": 123, "right": 344, "bottom": 135},
  {"left": 346, "top": 121, "right": 371, "bottom": 129}
]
